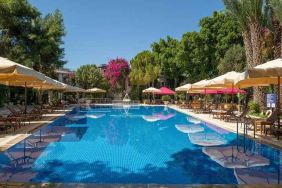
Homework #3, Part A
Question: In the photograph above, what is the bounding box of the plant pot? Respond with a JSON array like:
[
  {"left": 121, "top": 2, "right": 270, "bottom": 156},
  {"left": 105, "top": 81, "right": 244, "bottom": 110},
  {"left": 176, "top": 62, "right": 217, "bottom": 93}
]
[{"left": 164, "top": 101, "right": 169, "bottom": 105}]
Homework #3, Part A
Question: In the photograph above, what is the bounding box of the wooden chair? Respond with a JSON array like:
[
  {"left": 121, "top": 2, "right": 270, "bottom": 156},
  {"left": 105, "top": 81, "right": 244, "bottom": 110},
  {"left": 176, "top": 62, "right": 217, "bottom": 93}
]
[{"left": 255, "top": 109, "right": 278, "bottom": 135}]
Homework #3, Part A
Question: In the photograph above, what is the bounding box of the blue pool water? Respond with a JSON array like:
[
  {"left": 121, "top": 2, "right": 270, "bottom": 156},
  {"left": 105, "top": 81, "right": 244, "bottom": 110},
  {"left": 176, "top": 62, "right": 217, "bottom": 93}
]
[{"left": 0, "top": 106, "right": 281, "bottom": 184}]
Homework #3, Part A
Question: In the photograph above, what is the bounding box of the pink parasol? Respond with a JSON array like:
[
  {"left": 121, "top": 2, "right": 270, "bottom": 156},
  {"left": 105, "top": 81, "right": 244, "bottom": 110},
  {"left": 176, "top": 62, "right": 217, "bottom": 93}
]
[
  {"left": 200, "top": 89, "right": 222, "bottom": 94},
  {"left": 218, "top": 88, "right": 246, "bottom": 95},
  {"left": 200, "top": 88, "right": 246, "bottom": 95},
  {"left": 156, "top": 87, "right": 176, "bottom": 95}
]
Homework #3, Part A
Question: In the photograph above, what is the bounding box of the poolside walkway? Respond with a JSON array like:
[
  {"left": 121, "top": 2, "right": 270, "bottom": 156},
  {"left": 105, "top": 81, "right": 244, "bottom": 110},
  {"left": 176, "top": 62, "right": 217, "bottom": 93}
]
[
  {"left": 170, "top": 105, "right": 282, "bottom": 150},
  {"left": 0, "top": 106, "right": 75, "bottom": 151}
]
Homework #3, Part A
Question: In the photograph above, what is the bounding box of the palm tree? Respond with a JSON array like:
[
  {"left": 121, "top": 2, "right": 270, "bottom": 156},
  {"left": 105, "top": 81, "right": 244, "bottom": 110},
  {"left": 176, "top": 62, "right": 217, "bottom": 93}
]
[
  {"left": 269, "top": 0, "right": 282, "bottom": 57},
  {"left": 223, "top": 0, "right": 265, "bottom": 107}
]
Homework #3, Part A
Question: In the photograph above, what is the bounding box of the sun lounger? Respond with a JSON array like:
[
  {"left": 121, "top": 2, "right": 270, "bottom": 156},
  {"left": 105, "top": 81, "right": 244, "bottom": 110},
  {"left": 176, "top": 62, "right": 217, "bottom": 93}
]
[
  {"left": 201, "top": 103, "right": 213, "bottom": 114},
  {"left": 16, "top": 105, "right": 42, "bottom": 120},
  {"left": 0, "top": 115, "right": 18, "bottom": 133},
  {"left": 179, "top": 102, "right": 191, "bottom": 109},
  {"left": 5, "top": 105, "right": 35, "bottom": 125}
]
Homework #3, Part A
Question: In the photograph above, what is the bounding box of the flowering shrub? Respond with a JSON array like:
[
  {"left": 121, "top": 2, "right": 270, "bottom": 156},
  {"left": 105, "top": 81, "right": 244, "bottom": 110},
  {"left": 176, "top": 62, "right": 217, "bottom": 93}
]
[{"left": 104, "top": 58, "right": 130, "bottom": 89}]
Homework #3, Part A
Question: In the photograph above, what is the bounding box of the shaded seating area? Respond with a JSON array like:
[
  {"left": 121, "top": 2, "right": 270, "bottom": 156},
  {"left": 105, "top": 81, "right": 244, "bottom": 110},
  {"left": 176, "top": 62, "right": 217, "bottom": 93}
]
[
  {"left": 175, "top": 59, "right": 282, "bottom": 141},
  {"left": 0, "top": 57, "right": 85, "bottom": 135}
]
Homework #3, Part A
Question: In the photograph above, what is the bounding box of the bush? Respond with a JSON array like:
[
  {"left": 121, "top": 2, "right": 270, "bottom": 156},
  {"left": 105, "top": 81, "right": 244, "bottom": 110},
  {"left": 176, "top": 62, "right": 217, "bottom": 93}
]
[
  {"left": 178, "top": 93, "right": 186, "bottom": 101},
  {"left": 162, "top": 95, "right": 171, "bottom": 101},
  {"left": 248, "top": 100, "right": 261, "bottom": 114}
]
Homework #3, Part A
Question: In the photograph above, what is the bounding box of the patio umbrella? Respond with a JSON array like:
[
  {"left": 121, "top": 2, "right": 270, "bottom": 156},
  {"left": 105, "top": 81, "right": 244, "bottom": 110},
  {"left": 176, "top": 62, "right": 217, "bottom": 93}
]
[
  {"left": 190, "top": 80, "right": 214, "bottom": 107},
  {"left": 206, "top": 71, "right": 243, "bottom": 102},
  {"left": 175, "top": 84, "right": 192, "bottom": 92},
  {"left": 0, "top": 57, "right": 59, "bottom": 112},
  {"left": 155, "top": 87, "right": 176, "bottom": 95},
  {"left": 235, "top": 58, "right": 282, "bottom": 128},
  {"left": 86, "top": 88, "right": 106, "bottom": 93},
  {"left": 142, "top": 87, "right": 161, "bottom": 101},
  {"left": 190, "top": 80, "right": 211, "bottom": 91},
  {"left": 176, "top": 84, "right": 192, "bottom": 101},
  {"left": 0, "top": 57, "right": 47, "bottom": 82},
  {"left": 200, "top": 89, "right": 221, "bottom": 94},
  {"left": 207, "top": 71, "right": 242, "bottom": 89},
  {"left": 142, "top": 87, "right": 161, "bottom": 93}
]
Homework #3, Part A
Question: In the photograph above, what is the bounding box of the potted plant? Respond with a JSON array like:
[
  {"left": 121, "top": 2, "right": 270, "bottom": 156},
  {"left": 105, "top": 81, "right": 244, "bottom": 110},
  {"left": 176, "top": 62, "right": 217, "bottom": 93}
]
[
  {"left": 162, "top": 95, "right": 171, "bottom": 105},
  {"left": 178, "top": 93, "right": 186, "bottom": 104}
]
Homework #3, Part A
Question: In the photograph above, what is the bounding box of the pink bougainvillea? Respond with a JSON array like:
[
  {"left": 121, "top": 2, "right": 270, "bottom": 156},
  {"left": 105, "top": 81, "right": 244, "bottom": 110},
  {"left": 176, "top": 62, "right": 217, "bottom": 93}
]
[{"left": 104, "top": 58, "right": 130, "bottom": 89}]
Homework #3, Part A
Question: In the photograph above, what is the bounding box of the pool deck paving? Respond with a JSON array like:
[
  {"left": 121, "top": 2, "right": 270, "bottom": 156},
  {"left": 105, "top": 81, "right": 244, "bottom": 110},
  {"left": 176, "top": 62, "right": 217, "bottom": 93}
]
[
  {"left": 0, "top": 106, "right": 75, "bottom": 151},
  {"left": 169, "top": 105, "right": 282, "bottom": 150}
]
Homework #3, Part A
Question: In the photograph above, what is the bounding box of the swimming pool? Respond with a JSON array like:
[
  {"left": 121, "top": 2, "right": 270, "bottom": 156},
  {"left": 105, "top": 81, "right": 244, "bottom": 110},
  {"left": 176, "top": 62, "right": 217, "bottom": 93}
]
[{"left": 0, "top": 105, "right": 281, "bottom": 184}]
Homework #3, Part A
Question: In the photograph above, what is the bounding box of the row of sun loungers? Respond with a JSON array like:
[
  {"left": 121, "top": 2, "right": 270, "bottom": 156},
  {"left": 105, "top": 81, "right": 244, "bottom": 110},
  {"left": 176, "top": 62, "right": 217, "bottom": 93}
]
[{"left": 0, "top": 101, "right": 69, "bottom": 134}]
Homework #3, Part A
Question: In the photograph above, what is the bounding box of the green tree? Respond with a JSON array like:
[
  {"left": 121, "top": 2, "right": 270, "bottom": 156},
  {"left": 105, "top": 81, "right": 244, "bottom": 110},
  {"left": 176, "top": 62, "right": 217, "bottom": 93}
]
[
  {"left": 0, "top": 0, "right": 66, "bottom": 76},
  {"left": 130, "top": 50, "right": 160, "bottom": 86},
  {"left": 217, "top": 44, "right": 246, "bottom": 74},
  {"left": 130, "top": 50, "right": 160, "bottom": 100},
  {"left": 30, "top": 10, "right": 66, "bottom": 76},
  {"left": 151, "top": 36, "right": 183, "bottom": 88},
  {"left": 0, "top": 0, "right": 39, "bottom": 63},
  {"left": 75, "top": 64, "right": 108, "bottom": 90},
  {"left": 178, "top": 11, "right": 243, "bottom": 83}
]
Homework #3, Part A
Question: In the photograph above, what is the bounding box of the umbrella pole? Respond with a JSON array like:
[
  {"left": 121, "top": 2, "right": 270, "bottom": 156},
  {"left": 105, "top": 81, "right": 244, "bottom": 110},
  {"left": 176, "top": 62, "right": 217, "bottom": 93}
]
[
  {"left": 205, "top": 88, "right": 207, "bottom": 108},
  {"left": 278, "top": 76, "right": 281, "bottom": 129},
  {"left": 24, "top": 82, "right": 27, "bottom": 114},
  {"left": 232, "top": 84, "right": 234, "bottom": 104}
]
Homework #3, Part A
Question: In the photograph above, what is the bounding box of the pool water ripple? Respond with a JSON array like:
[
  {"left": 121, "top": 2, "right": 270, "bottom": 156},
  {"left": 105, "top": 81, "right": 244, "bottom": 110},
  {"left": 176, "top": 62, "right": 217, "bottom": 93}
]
[{"left": 0, "top": 106, "right": 281, "bottom": 184}]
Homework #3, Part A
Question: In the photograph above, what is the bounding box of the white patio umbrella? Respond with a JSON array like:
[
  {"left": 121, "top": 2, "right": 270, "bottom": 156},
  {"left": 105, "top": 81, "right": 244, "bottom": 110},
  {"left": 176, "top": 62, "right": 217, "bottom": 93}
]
[
  {"left": 86, "top": 87, "right": 106, "bottom": 93},
  {"left": 207, "top": 71, "right": 242, "bottom": 88},
  {"left": 142, "top": 87, "right": 161, "bottom": 101},
  {"left": 235, "top": 58, "right": 282, "bottom": 128},
  {"left": 176, "top": 84, "right": 192, "bottom": 92},
  {"left": 142, "top": 87, "right": 161, "bottom": 93},
  {"left": 190, "top": 80, "right": 214, "bottom": 106},
  {"left": 206, "top": 71, "right": 243, "bottom": 102},
  {"left": 190, "top": 80, "right": 211, "bottom": 90}
]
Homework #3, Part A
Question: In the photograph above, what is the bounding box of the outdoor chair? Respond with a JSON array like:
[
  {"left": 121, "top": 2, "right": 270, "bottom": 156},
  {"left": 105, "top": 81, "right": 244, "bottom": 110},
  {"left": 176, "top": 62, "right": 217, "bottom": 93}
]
[
  {"left": 255, "top": 109, "right": 278, "bottom": 136},
  {"left": 211, "top": 104, "right": 227, "bottom": 120},
  {"left": 271, "top": 125, "right": 282, "bottom": 139},
  {"left": 191, "top": 101, "right": 202, "bottom": 113}
]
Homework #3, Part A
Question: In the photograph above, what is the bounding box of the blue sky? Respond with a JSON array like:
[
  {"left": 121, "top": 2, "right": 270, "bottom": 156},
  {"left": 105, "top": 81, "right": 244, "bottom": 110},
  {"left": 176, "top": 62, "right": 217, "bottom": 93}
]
[{"left": 28, "top": 0, "right": 224, "bottom": 70}]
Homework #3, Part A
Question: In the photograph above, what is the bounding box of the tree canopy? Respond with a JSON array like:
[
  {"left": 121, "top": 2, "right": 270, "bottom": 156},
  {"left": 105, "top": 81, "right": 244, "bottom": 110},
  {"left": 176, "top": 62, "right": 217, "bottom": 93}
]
[
  {"left": 75, "top": 64, "right": 108, "bottom": 90},
  {"left": 0, "top": 0, "right": 66, "bottom": 77},
  {"left": 129, "top": 50, "right": 160, "bottom": 87},
  {"left": 217, "top": 44, "right": 246, "bottom": 74}
]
